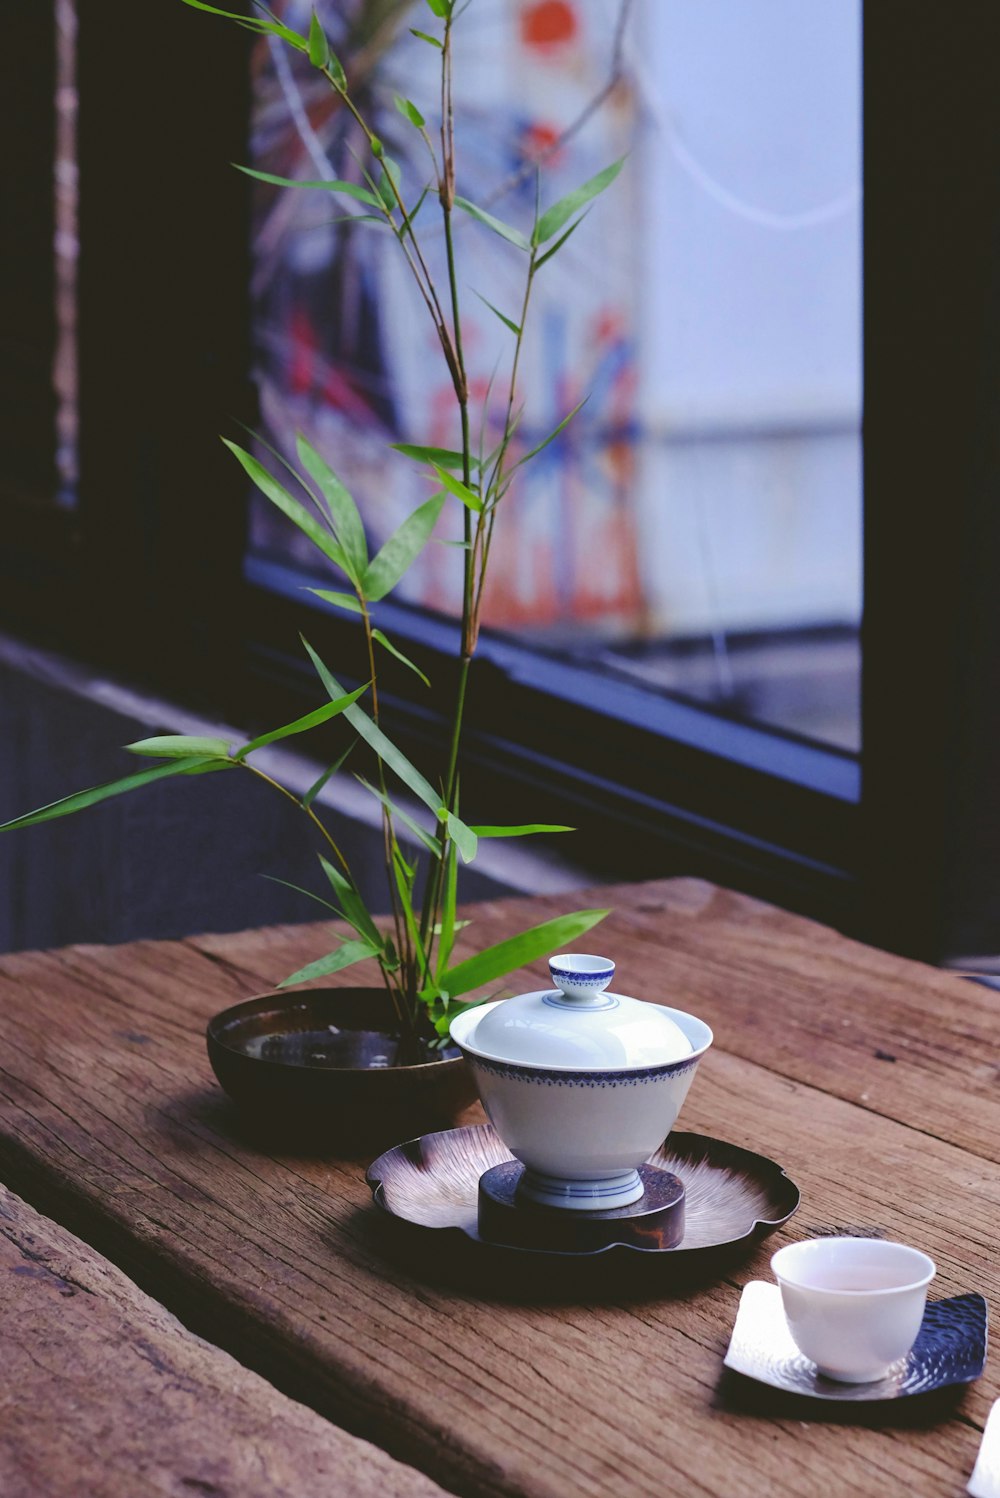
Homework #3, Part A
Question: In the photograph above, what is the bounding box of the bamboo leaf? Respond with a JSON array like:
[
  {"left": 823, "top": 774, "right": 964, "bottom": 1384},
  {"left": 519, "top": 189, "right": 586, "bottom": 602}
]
[
  {"left": 432, "top": 996, "right": 484, "bottom": 1039},
  {"left": 307, "top": 9, "right": 329, "bottom": 66},
  {"left": 425, "top": 0, "right": 450, "bottom": 16},
  {"left": 394, "top": 94, "right": 426, "bottom": 129},
  {"left": 234, "top": 684, "right": 369, "bottom": 760},
  {"left": 472, "top": 290, "right": 520, "bottom": 335},
  {"left": 391, "top": 443, "right": 481, "bottom": 470},
  {"left": 435, "top": 838, "right": 459, "bottom": 978},
  {"left": 534, "top": 157, "right": 625, "bottom": 245},
  {"left": 125, "top": 735, "right": 232, "bottom": 759},
  {"left": 410, "top": 27, "right": 442, "bottom": 47},
  {"left": 372, "top": 629, "right": 431, "bottom": 688},
  {"left": 434, "top": 908, "right": 609, "bottom": 1000},
  {"left": 233, "top": 165, "right": 382, "bottom": 208},
  {"left": 468, "top": 823, "right": 574, "bottom": 838},
  {"left": 362, "top": 490, "right": 445, "bottom": 601},
  {"left": 0, "top": 757, "right": 226, "bottom": 833},
  {"left": 534, "top": 209, "right": 590, "bottom": 270},
  {"left": 303, "top": 741, "right": 355, "bottom": 808},
  {"left": 278, "top": 937, "right": 378, "bottom": 988},
  {"left": 261, "top": 873, "right": 340, "bottom": 916},
  {"left": 454, "top": 196, "right": 530, "bottom": 252},
  {"left": 392, "top": 847, "right": 430, "bottom": 982},
  {"left": 180, "top": 0, "right": 308, "bottom": 47},
  {"left": 302, "top": 638, "right": 441, "bottom": 814},
  {"left": 515, "top": 399, "right": 587, "bottom": 469},
  {"left": 296, "top": 434, "right": 368, "bottom": 579},
  {"left": 356, "top": 776, "right": 441, "bottom": 857},
  {"left": 377, "top": 156, "right": 403, "bottom": 211},
  {"left": 446, "top": 812, "right": 478, "bottom": 864},
  {"left": 305, "top": 588, "right": 363, "bottom": 614},
  {"left": 432, "top": 464, "right": 482, "bottom": 513},
  {"left": 222, "top": 440, "right": 351, "bottom": 575},
  {"left": 317, "top": 854, "right": 383, "bottom": 947},
  {"left": 305, "top": 637, "right": 478, "bottom": 867}
]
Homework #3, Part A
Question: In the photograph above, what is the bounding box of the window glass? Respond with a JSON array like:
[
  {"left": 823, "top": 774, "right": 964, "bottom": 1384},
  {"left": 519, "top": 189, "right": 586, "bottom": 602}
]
[{"left": 246, "top": 0, "right": 861, "bottom": 752}]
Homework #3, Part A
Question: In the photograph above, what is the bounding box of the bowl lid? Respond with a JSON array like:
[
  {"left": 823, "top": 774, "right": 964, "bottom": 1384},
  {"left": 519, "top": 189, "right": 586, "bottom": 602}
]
[{"left": 456, "top": 954, "right": 698, "bottom": 1070}]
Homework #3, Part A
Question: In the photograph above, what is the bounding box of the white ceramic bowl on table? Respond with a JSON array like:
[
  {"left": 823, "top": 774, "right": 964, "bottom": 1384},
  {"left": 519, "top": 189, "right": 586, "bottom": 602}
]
[{"left": 449, "top": 954, "right": 713, "bottom": 1211}]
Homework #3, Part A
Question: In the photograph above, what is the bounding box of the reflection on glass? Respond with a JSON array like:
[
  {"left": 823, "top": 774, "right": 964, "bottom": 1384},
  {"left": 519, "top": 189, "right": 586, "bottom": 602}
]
[{"left": 247, "top": 0, "right": 860, "bottom": 752}]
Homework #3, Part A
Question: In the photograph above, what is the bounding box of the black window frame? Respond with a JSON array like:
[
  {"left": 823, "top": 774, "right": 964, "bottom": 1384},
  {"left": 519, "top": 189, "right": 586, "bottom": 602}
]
[{"left": 5, "top": 2, "right": 998, "bottom": 961}]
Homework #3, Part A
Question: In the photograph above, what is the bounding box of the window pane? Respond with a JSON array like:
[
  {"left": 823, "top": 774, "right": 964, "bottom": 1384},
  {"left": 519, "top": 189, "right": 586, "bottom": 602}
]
[{"left": 246, "top": 0, "right": 860, "bottom": 752}]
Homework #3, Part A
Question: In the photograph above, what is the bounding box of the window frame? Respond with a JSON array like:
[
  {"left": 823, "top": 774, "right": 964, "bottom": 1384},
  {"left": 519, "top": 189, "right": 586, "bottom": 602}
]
[{"left": 22, "top": 1, "right": 1000, "bottom": 960}]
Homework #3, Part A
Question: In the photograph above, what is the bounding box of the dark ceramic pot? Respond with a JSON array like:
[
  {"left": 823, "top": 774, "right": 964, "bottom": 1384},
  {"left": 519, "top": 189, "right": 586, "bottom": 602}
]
[{"left": 206, "top": 987, "right": 477, "bottom": 1153}]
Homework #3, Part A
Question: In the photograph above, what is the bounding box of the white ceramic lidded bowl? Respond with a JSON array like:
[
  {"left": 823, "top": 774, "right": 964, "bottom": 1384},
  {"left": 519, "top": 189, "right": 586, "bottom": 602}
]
[{"left": 449, "top": 954, "right": 713, "bottom": 1211}]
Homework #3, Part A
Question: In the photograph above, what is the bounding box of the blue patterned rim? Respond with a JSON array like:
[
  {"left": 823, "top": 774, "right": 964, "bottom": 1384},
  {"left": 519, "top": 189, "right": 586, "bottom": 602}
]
[
  {"left": 468, "top": 1053, "right": 701, "bottom": 1087},
  {"left": 550, "top": 965, "right": 614, "bottom": 984}
]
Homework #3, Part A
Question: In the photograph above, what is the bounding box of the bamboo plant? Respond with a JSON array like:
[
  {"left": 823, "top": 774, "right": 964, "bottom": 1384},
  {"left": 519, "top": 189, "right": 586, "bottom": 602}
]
[{"left": 2, "top": 0, "right": 626, "bottom": 1060}]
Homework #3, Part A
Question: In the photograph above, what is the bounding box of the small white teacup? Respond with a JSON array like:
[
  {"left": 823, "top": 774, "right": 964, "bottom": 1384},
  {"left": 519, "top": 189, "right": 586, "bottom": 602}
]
[{"left": 771, "top": 1237, "right": 936, "bottom": 1383}]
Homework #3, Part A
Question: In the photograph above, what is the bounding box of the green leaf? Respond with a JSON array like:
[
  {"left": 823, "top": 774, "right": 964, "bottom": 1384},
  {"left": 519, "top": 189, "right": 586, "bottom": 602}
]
[
  {"left": 515, "top": 399, "right": 587, "bottom": 469},
  {"left": 534, "top": 157, "right": 625, "bottom": 245},
  {"left": 432, "top": 464, "right": 482, "bottom": 513},
  {"left": 432, "top": 996, "right": 484, "bottom": 1040},
  {"left": 261, "top": 873, "right": 340, "bottom": 916},
  {"left": 472, "top": 290, "right": 520, "bottom": 335},
  {"left": 454, "top": 196, "right": 530, "bottom": 252},
  {"left": 534, "top": 209, "right": 590, "bottom": 270},
  {"left": 435, "top": 839, "right": 460, "bottom": 978},
  {"left": 394, "top": 95, "right": 426, "bottom": 129},
  {"left": 327, "top": 52, "right": 347, "bottom": 89},
  {"left": 391, "top": 846, "right": 431, "bottom": 983},
  {"left": 433, "top": 908, "right": 609, "bottom": 1000},
  {"left": 425, "top": 0, "right": 450, "bottom": 16},
  {"left": 278, "top": 938, "right": 378, "bottom": 988},
  {"left": 391, "top": 443, "right": 481, "bottom": 470},
  {"left": 362, "top": 490, "right": 445, "bottom": 601},
  {"left": 302, "top": 740, "right": 355, "bottom": 808},
  {"left": 180, "top": 0, "right": 308, "bottom": 47},
  {"left": 302, "top": 638, "right": 441, "bottom": 814},
  {"left": 303, "top": 639, "right": 476, "bottom": 865},
  {"left": 446, "top": 812, "right": 478, "bottom": 864},
  {"left": 468, "top": 823, "right": 574, "bottom": 838},
  {"left": 305, "top": 588, "right": 363, "bottom": 614},
  {"left": 233, "top": 684, "right": 369, "bottom": 760},
  {"left": 0, "top": 757, "right": 226, "bottom": 833},
  {"left": 296, "top": 434, "right": 368, "bottom": 579},
  {"left": 356, "top": 776, "right": 441, "bottom": 858},
  {"left": 233, "top": 165, "right": 382, "bottom": 208},
  {"left": 377, "top": 155, "right": 403, "bottom": 210},
  {"left": 125, "top": 735, "right": 232, "bottom": 759},
  {"left": 410, "top": 27, "right": 443, "bottom": 48},
  {"left": 307, "top": 9, "right": 329, "bottom": 66},
  {"left": 222, "top": 440, "right": 351, "bottom": 575},
  {"left": 372, "top": 629, "right": 430, "bottom": 688},
  {"left": 317, "top": 854, "right": 383, "bottom": 947}
]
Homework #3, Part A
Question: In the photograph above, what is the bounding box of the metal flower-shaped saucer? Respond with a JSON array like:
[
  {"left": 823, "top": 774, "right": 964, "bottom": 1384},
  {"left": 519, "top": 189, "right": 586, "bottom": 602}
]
[
  {"left": 724, "top": 1281, "right": 987, "bottom": 1401},
  {"left": 366, "top": 1123, "right": 798, "bottom": 1279}
]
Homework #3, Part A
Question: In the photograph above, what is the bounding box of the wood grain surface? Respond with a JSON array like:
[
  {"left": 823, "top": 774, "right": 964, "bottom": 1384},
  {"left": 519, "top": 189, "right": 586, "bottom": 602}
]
[
  {"left": 0, "top": 1184, "right": 446, "bottom": 1498},
  {"left": 0, "top": 878, "right": 994, "bottom": 1498}
]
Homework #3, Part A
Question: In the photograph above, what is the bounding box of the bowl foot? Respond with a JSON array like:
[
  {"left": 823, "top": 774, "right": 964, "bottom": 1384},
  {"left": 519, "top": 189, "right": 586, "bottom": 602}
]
[{"left": 478, "top": 1162, "right": 686, "bottom": 1251}]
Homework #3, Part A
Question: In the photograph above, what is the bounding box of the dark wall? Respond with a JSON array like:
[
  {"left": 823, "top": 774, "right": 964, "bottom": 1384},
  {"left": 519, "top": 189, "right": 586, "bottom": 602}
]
[{"left": 0, "top": 655, "right": 512, "bottom": 958}]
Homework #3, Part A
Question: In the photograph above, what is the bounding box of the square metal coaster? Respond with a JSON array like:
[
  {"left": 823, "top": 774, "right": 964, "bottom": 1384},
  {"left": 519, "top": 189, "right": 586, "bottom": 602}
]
[{"left": 724, "top": 1281, "right": 987, "bottom": 1402}]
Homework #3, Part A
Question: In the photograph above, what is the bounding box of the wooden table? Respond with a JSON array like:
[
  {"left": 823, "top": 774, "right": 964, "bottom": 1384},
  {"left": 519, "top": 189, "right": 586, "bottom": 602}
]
[{"left": 0, "top": 877, "right": 997, "bottom": 1497}]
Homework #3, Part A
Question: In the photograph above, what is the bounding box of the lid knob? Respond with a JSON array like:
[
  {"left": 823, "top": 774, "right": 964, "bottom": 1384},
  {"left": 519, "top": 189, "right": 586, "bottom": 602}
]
[{"left": 548, "top": 954, "right": 616, "bottom": 1005}]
